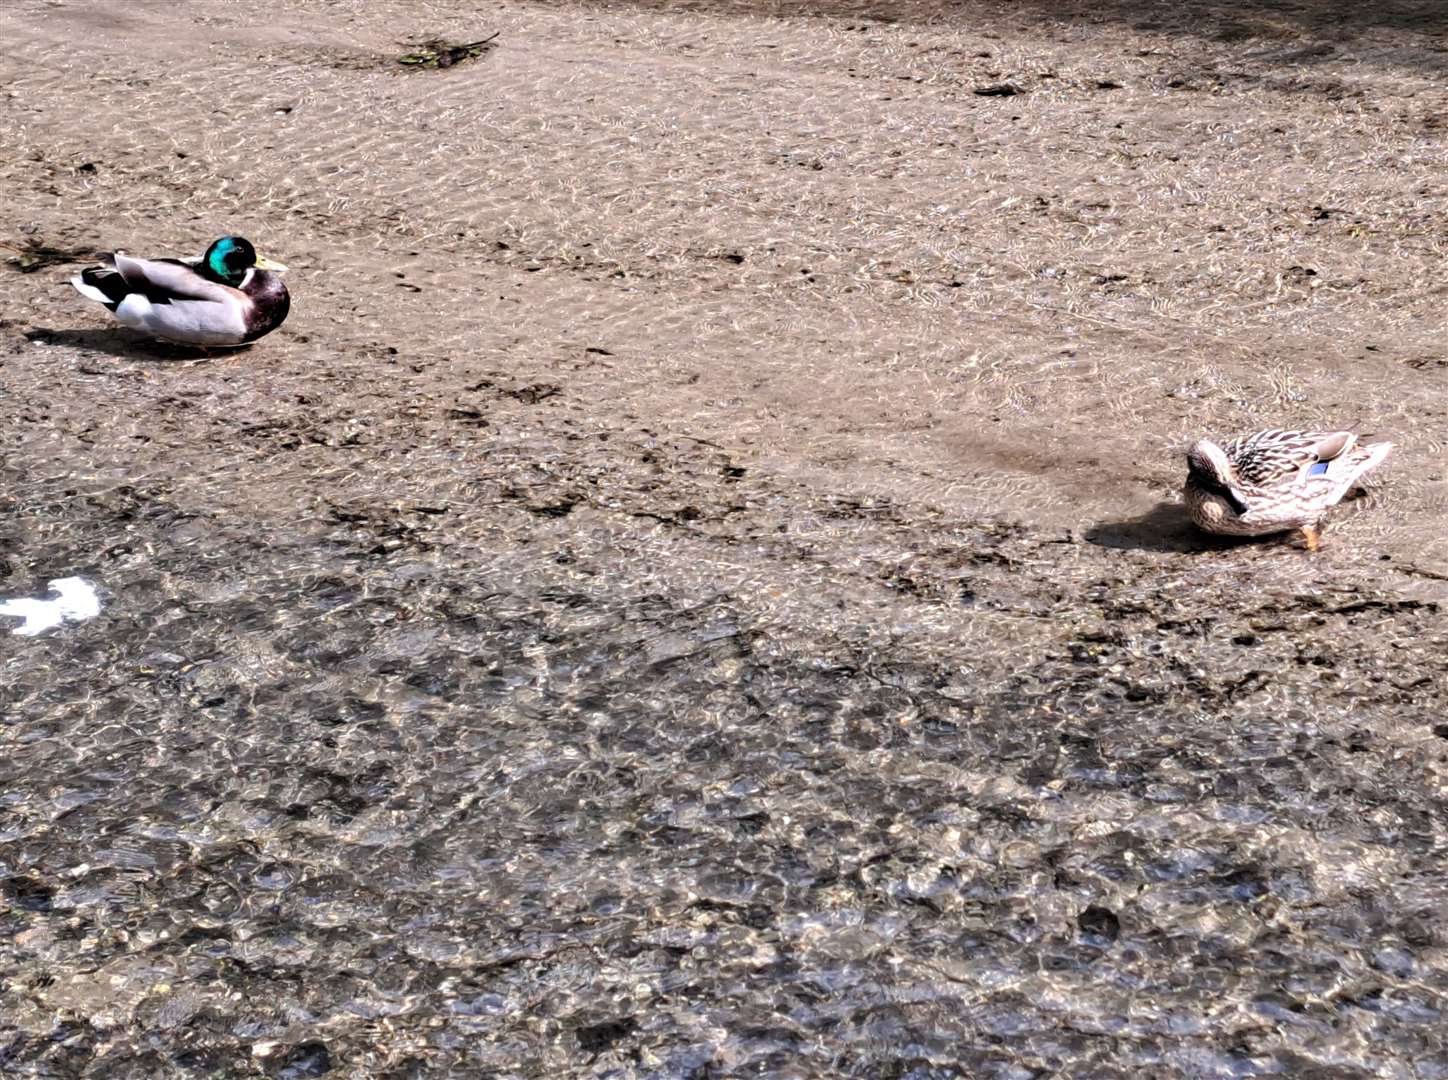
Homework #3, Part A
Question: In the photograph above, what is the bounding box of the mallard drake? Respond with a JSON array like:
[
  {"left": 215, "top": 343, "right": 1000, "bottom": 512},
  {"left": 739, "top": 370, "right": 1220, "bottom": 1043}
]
[
  {"left": 1185, "top": 429, "right": 1392, "bottom": 550},
  {"left": 70, "top": 236, "right": 289, "bottom": 347}
]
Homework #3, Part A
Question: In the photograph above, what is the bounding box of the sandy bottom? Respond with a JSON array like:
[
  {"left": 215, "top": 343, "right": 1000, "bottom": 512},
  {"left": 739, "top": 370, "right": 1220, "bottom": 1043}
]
[{"left": 3, "top": 1, "right": 1448, "bottom": 1076}]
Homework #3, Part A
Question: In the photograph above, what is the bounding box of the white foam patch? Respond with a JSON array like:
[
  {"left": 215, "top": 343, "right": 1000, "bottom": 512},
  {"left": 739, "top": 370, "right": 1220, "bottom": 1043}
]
[{"left": 0, "top": 577, "right": 102, "bottom": 637}]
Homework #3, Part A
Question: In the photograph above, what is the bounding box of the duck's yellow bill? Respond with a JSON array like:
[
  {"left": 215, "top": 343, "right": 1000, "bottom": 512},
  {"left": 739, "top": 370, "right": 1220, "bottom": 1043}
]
[{"left": 254, "top": 255, "right": 288, "bottom": 273}]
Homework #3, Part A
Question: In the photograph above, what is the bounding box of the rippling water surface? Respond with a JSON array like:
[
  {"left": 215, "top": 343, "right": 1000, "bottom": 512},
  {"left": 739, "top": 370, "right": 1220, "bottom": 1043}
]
[
  {"left": 5, "top": 0, "right": 1448, "bottom": 1075},
  {"left": 5, "top": 419, "right": 1447, "bottom": 1077}
]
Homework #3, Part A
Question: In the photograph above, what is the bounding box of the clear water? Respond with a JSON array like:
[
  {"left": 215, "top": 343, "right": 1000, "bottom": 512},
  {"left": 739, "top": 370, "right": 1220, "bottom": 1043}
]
[{"left": 3, "top": 424, "right": 1445, "bottom": 1078}]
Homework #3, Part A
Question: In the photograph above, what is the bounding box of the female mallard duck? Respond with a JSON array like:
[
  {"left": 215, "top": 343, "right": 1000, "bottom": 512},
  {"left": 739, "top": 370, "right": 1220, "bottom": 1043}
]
[
  {"left": 1185, "top": 429, "right": 1392, "bottom": 550},
  {"left": 70, "top": 236, "right": 289, "bottom": 347}
]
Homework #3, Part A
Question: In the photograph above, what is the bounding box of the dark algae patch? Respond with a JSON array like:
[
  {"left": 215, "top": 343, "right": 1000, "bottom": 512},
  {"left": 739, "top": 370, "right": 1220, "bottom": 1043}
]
[
  {"left": 397, "top": 32, "right": 500, "bottom": 70},
  {"left": 1, "top": 238, "right": 103, "bottom": 274}
]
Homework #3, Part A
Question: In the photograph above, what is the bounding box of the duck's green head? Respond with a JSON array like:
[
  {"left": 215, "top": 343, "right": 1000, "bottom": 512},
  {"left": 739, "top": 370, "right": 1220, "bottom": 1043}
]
[{"left": 203, "top": 236, "right": 288, "bottom": 285}]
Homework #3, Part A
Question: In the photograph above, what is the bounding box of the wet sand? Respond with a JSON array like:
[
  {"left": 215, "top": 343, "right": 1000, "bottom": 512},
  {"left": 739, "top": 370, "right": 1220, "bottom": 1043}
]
[{"left": 3, "top": 1, "right": 1448, "bottom": 1076}]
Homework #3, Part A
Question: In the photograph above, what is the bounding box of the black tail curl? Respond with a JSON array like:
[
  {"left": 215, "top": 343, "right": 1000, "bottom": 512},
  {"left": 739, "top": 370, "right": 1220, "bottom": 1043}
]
[{"left": 78, "top": 261, "right": 130, "bottom": 310}]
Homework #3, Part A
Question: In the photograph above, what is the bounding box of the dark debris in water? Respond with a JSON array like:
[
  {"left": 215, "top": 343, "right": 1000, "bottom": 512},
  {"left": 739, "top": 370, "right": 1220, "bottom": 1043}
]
[
  {"left": 1, "top": 238, "right": 104, "bottom": 274},
  {"left": 2, "top": 875, "right": 57, "bottom": 912},
  {"left": 1076, "top": 904, "right": 1120, "bottom": 944},
  {"left": 274, "top": 1040, "right": 333, "bottom": 1078},
  {"left": 397, "top": 32, "right": 500, "bottom": 70}
]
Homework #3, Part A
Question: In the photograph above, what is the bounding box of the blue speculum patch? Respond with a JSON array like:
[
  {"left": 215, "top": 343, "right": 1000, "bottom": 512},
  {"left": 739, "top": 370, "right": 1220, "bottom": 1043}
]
[{"left": 1308, "top": 461, "right": 1331, "bottom": 476}]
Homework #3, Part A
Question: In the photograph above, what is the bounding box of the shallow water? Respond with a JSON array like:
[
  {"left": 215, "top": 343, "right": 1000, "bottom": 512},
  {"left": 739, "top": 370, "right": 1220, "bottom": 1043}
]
[
  {"left": 4, "top": 0, "right": 1448, "bottom": 1075},
  {"left": 4, "top": 419, "right": 1447, "bottom": 1078}
]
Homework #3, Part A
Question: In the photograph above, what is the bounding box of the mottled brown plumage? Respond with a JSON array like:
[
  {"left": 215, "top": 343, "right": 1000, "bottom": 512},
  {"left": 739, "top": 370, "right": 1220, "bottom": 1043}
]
[{"left": 1184, "top": 429, "right": 1392, "bottom": 548}]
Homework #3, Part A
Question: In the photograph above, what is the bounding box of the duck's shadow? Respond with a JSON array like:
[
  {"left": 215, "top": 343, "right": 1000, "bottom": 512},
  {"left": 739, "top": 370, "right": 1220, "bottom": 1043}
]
[
  {"left": 24, "top": 327, "right": 252, "bottom": 362},
  {"left": 1084, "top": 501, "right": 1255, "bottom": 554},
  {"left": 1088, "top": 492, "right": 1382, "bottom": 554}
]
